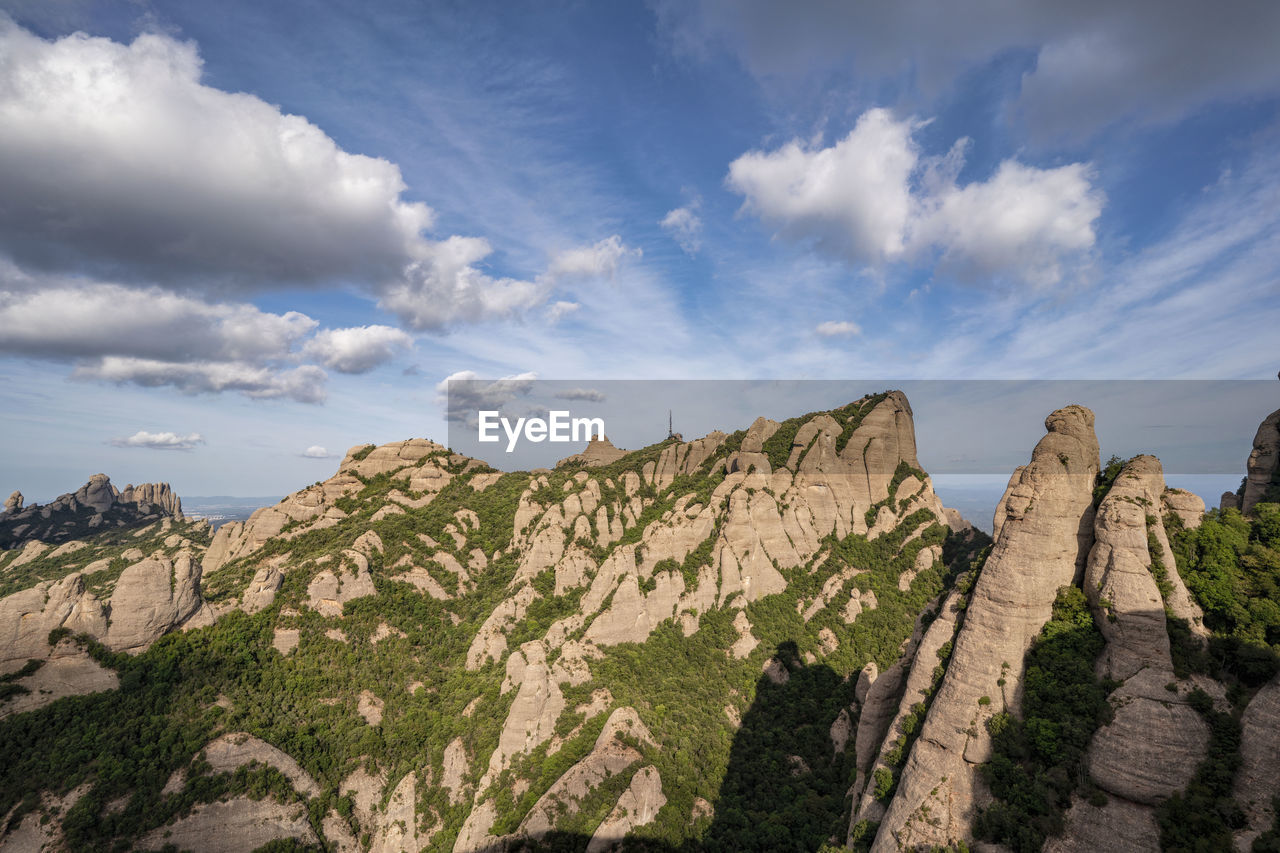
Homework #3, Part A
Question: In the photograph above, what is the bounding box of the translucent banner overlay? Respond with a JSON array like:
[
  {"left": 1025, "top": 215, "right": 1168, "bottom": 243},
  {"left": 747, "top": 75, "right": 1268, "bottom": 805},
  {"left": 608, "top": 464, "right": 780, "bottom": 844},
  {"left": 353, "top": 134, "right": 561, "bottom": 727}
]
[{"left": 447, "top": 379, "right": 1277, "bottom": 530}]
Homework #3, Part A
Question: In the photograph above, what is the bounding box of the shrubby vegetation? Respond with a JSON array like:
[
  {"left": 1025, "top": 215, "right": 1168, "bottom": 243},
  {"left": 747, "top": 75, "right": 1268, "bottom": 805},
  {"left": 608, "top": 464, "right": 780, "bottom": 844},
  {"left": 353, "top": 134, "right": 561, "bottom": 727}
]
[
  {"left": 975, "top": 586, "right": 1115, "bottom": 852},
  {"left": 1168, "top": 504, "right": 1280, "bottom": 686}
]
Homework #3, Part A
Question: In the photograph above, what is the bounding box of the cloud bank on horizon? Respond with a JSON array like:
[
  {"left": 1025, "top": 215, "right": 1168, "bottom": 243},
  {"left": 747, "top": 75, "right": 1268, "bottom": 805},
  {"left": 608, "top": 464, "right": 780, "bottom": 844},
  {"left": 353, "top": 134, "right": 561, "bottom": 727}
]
[{"left": 0, "top": 0, "right": 1277, "bottom": 496}]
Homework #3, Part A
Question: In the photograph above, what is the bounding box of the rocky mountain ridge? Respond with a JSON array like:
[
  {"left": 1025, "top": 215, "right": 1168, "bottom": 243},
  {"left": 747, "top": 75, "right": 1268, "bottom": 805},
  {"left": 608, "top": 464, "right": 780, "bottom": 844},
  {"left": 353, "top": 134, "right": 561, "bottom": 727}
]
[
  {"left": 0, "top": 474, "right": 183, "bottom": 549},
  {"left": 0, "top": 394, "right": 1277, "bottom": 853}
]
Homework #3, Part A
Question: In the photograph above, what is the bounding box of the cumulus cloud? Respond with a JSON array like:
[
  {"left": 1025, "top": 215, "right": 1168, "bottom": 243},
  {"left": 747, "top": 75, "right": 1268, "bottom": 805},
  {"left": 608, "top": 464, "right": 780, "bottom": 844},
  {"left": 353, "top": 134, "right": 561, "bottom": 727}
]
[
  {"left": 661, "top": 204, "right": 704, "bottom": 254},
  {"left": 377, "top": 236, "right": 547, "bottom": 330},
  {"left": 301, "top": 445, "right": 331, "bottom": 458},
  {"left": 547, "top": 235, "right": 640, "bottom": 281},
  {"left": 0, "top": 274, "right": 344, "bottom": 401},
  {"left": 727, "top": 108, "right": 1104, "bottom": 285},
  {"left": 0, "top": 281, "right": 316, "bottom": 362},
  {"left": 815, "top": 320, "right": 860, "bottom": 337},
  {"left": 728, "top": 110, "right": 917, "bottom": 265},
  {"left": 110, "top": 430, "right": 204, "bottom": 450},
  {"left": 75, "top": 358, "right": 328, "bottom": 403},
  {"left": 301, "top": 325, "right": 412, "bottom": 374},
  {"left": 657, "top": 0, "right": 1280, "bottom": 140},
  {"left": 0, "top": 20, "right": 545, "bottom": 327}
]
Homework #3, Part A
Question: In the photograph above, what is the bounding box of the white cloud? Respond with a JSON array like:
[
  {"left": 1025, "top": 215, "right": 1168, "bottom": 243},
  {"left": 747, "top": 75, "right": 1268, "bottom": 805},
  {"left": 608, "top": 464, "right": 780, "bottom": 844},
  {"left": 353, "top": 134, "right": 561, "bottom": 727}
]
[
  {"left": 728, "top": 110, "right": 917, "bottom": 264},
  {"left": 302, "top": 325, "right": 412, "bottom": 374},
  {"left": 815, "top": 320, "right": 860, "bottom": 337},
  {"left": 0, "top": 280, "right": 316, "bottom": 362},
  {"left": 727, "top": 108, "right": 1103, "bottom": 285},
  {"left": 546, "top": 301, "right": 580, "bottom": 324},
  {"left": 110, "top": 430, "right": 204, "bottom": 450},
  {"left": 661, "top": 204, "right": 704, "bottom": 254},
  {"left": 302, "top": 445, "right": 331, "bottom": 458},
  {"left": 547, "top": 235, "right": 640, "bottom": 281},
  {"left": 0, "top": 20, "right": 546, "bottom": 327},
  {"left": 658, "top": 0, "right": 1280, "bottom": 140},
  {"left": 912, "top": 159, "right": 1103, "bottom": 286},
  {"left": 377, "top": 235, "right": 547, "bottom": 330},
  {"left": 75, "top": 358, "right": 328, "bottom": 403}
]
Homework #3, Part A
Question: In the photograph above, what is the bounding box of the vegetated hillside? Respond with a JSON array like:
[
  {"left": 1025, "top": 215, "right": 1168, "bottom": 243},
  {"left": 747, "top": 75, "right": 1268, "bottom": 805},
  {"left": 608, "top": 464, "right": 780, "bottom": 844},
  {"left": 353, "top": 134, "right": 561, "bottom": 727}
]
[
  {"left": 1, "top": 394, "right": 1277, "bottom": 853},
  {"left": 0, "top": 391, "right": 988, "bottom": 852}
]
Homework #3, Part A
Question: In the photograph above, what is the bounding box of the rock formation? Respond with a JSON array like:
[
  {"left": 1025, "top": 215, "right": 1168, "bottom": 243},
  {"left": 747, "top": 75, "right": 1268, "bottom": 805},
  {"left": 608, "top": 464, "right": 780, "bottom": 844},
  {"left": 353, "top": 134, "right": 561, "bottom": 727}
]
[
  {"left": 26, "top": 392, "right": 1274, "bottom": 852},
  {"left": 869, "top": 405, "right": 1100, "bottom": 850},
  {"left": 1241, "top": 407, "right": 1280, "bottom": 513},
  {"left": 0, "top": 474, "right": 183, "bottom": 548}
]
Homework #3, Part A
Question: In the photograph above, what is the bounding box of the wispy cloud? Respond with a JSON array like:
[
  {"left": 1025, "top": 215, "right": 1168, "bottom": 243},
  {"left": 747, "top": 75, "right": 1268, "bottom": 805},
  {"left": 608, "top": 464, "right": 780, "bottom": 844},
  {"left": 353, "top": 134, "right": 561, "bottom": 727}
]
[
  {"left": 661, "top": 202, "right": 703, "bottom": 255},
  {"left": 815, "top": 320, "right": 860, "bottom": 337}
]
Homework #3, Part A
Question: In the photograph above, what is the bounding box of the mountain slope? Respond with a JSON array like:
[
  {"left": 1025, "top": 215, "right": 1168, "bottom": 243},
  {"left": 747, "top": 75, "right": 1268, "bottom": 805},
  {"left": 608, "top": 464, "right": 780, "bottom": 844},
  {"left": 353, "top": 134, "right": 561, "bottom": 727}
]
[{"left": 0, "top": 391, "right": 988, "bottom": 852}]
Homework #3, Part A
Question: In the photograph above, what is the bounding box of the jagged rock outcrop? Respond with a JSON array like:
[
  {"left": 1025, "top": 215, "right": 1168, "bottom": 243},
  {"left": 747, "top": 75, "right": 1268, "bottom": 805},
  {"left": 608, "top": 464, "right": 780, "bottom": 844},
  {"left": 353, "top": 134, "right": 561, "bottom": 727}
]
[
  {"left": 854, "top": 590, "right": 964, "bottom": 824},
  {"left": 119, "top": 481, "right": 183, "bottom": 517},
  {"left": 0, "top": 475, "right": 184, "bottom": 548},
  {"left": 0, "top": 549, "right": 206, "bottom": 671},
  {"left": 870, "top": 405, "right": 1100, "bottom": 851},
  {"left": 1241, "top": 407, "right": 1280, "bottom": 514},
  {"left": 0, "top": 573, "right": 107, "bottom": 673}
]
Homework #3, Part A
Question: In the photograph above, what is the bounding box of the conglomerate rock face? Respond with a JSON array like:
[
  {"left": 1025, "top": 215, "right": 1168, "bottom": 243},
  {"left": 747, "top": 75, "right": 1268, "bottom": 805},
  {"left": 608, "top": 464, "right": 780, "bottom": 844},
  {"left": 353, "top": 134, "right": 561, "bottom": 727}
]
[{"left": 869, "top": 405, "right": 1100, "bottom": 850}]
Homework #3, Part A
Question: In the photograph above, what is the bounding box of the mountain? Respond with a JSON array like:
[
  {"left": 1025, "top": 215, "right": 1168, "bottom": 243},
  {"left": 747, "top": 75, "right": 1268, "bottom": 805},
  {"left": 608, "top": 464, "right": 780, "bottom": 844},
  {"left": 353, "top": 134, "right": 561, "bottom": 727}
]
[
  {"left": 1, "top": 474, "right": 184, "bottom": 550},
  {"left": 0, "top": 393, "right": 1277, "bottom": 853}
]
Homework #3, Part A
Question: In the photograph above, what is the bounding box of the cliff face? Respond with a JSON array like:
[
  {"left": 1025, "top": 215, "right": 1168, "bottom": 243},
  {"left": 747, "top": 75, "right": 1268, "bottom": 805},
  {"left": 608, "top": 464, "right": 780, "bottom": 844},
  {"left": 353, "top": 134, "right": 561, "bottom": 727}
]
[
  {"left": 0, "top": 474, "right": 183, "bottom": 548},
  {"left": 866, "top": 405, "right": 1100, "bottom": 850}
]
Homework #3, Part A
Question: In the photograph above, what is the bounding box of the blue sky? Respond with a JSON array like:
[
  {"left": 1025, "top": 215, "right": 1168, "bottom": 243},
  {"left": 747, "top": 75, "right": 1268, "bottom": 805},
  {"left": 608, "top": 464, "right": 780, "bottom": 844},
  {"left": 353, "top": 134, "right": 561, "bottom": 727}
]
[{"left": 0, "top": 0, "right": 1278, "bottom": 500}]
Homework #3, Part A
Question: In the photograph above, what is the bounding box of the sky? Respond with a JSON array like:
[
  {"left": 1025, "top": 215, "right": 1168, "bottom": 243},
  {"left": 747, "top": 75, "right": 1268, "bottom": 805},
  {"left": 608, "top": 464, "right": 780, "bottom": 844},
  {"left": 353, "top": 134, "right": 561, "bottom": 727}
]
[{"left": 0, "top": 0, "right": 1278, "bottom": 503}]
